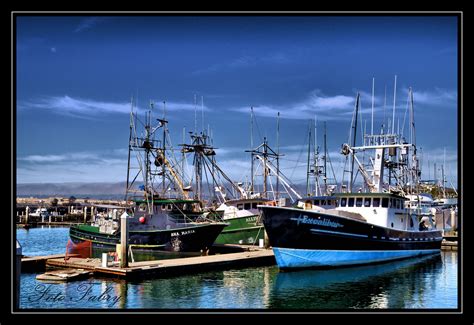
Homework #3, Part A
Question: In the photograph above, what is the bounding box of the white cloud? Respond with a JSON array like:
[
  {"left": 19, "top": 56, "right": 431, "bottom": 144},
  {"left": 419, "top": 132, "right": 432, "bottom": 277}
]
[
  {"left": 17, "top": 149, "right": 129, "bottom": 183},
  {"left": 74, "top": 17, "right": 106, "bottom": 33},
  {"left": 412, "top": 88, "right": 457, "bottom": 107},
  {"left": 230, "top": 86, "right": 457, "bottom": 121},
  {"left": 193, "top": 52, "right": 291, "bottom": 75},
  {"left": 18, "top": 150, "right": 127, "bottom": 165},
  {"left": 232, "top": 90, "right": 356, "bottom": 120},
  {"left": 19, "top": 95, "right": 210, "bottom": 118},
  {"left": 50, "top": 47, "right": 56, "bottom": 53}
]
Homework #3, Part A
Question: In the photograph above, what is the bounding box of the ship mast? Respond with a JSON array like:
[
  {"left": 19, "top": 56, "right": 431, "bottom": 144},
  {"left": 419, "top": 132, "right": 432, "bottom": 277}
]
[
  {"left": 341, "top": 84, "right": 421, "bottom": 196},
  {"left": 125, "top": 97, "right": 134, "bottom": 201},
  {"left": 246, "top": 137, "right": 281, "bottom": 199},
  {"left": 306, "top": 121, "right": 312, "bottom": 196},
  {"left": 350, "top": 93, "right": 360, "bottom": 192},
  {"left": 250, "top": 107, "right": 254, "bottom": 194},
  {"left": 276, "top": 112, "right": 280, "bottom": 200},
  {"left": 323, "top": 121, "right": 328, "bottom": 195},
  {"left": 125, "top": 100, "right": 190, "bottom": 210}
]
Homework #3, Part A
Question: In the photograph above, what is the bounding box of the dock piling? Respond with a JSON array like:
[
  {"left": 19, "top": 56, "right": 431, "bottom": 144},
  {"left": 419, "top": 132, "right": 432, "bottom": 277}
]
[
  {"left": 120, "top": 212, "right": 129, "bottom": 268},
  {"left": 16, "top": 240, "right": 22, "bottom": 309}
]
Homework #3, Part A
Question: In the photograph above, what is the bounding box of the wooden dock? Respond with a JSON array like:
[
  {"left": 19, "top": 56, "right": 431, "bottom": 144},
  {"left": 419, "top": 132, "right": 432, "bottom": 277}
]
[
  {"left": 21, "top": 254, "right": 79, "bottom": 272},
  {"left": 441, "top": 240, "right": 458, "bottom": 251},
  {"left": 45, "top": 249, "right": 275, "bottom": 279}
]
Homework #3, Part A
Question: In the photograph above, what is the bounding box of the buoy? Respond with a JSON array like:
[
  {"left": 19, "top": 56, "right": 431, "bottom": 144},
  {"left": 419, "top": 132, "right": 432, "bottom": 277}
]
[{"left": 139, "top": 216, "right": 146, "bottom": 224}]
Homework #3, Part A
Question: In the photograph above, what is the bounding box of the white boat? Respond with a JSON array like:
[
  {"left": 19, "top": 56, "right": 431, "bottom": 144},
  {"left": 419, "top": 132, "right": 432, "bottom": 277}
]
[
  {"left": 29, "top": 208, "right": 50, "bottom": 218},
  {"left": 260, "top": 87, "right": 442, "bottom": 269}
]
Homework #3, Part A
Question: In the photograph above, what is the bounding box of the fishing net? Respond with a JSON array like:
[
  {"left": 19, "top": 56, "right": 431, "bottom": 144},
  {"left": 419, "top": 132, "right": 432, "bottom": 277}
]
[{"left": 65, "top": 239, "right": 92, "bottom": 260}]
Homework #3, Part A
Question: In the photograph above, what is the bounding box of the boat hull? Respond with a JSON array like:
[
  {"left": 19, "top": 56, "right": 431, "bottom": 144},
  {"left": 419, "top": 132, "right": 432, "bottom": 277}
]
[
  {"left": 260, "top": 206, "right": 442, "bottom": 269},
  {"left": 69, "top": 222, "right": 228, "bottom": 252},
  {"left": 214, "top": 215, "right": 264, "bottom": 245}
]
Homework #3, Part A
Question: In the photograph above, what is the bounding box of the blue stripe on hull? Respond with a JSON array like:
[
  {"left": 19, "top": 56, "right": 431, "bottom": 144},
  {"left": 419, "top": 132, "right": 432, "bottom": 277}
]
[{"left": 273, "top": 247, "right": 440, "bottom": 269}]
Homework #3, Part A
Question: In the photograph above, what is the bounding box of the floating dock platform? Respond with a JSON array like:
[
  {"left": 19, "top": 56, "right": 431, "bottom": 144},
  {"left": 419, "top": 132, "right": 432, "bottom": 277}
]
[
  {"left": 441, "top": 240, "right": 458, "bottom": 251},
  {"left": 21, "top": 254, "right": 79, "bottom": 272},
  {"left": 44, "top": 248, "right": 275, "bottom": 279}
]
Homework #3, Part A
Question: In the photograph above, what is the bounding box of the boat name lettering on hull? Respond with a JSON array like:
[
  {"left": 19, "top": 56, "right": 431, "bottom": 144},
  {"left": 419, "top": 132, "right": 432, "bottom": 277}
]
[
  {"left": 246, "top": 216, "right": 257, "bottom": 223},
  {"left": 290, "top": 215, "right": 343, "bottom": 228},
  {"left": 171, "top": 229, "right": 196, "bottom": 237}
]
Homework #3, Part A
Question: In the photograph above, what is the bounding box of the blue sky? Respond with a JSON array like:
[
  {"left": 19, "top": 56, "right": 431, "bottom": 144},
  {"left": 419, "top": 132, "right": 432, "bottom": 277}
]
[{"left": 16, "top": 15, "right": 459, "bottom": 189}]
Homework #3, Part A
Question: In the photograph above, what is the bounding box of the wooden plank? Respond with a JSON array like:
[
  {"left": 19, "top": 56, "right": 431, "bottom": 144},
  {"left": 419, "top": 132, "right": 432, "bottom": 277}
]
[
  {"left": 46, "top": 257, "right": 101, "bottom": 270},
  {"left": 36, "top": 269, "right": 91, "bottom": 282}
]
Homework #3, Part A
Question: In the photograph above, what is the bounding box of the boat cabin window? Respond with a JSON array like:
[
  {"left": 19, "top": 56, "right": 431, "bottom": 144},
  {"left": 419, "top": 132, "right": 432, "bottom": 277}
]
[
  {"left": 382, "top": 198, "right": 389, "bottom": 208},
  {"left": 396, "top": 200, "right": 401, "bottom": 209},
  {"left": 314, "top": 200, "right": 320, "bottom": 206},
  {"left": 237, "top": 204, "right": 244, "bottom": 210},
  {"left": 161, "top": 204, "right": 166, "bottom": 210},
  {"left": 364, "top": 198, "right": 371, "bottom": 207},
  {"left": 251, "top": 203, "right": 259, "bottom": 209},
  {"left": 167, "top": 204, "right": 173, "bottom": 210},
  {"left": 348, "top": 198, "right": 355, "bottom": 207},
  {"left": 373, "top": 198, "right": 380, "bottom": 207},
  {"left": 340, "top": 198, "right": 347, "bottom": 207},
  {"left": 356, "top": 198, "right": 363, "bottom": 207},
  {"left": 244, "top": 203, "right": 251, "bottom": 210}
]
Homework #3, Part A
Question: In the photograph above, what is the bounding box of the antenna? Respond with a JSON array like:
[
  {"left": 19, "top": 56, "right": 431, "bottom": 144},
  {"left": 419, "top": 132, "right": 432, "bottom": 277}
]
[
  {"left": 201, "top": 96, "right": 204, "bottom": 133},
  {"left": 315, "top": 116, "right": 318, "bottom": 195},
  {"left": 194, "top": 94, "right": 197, "bottom": 134},
  {"left": 392, "top": 75, "right": 397, "bottom": 134},
  {"left": 125, "top": 96, "right": 134, "bottom": 201},
  {"left": 350, "top": 93, "right": 360, "bottom": 192},
  {"left": 161, "top": 105, "right": 166, "bottom": 193},
  {"left": 306, "top": 120, "right": 312, "bottom": 196},
  {"left": 276, "top": 111, "right": 280, "bottom": 200},
  {"left": 323, "top": 121, "right": 328, "bottom": 194},
  {"left": 250, "top": 107, "right": 254, "bottom": 149},
  {"left": 443, "top": 147, "right": 446, "bottom": 197},
  {"left": 371, "top": 77, "right": 375, "bottom": 136},
  {"left": 409, "top": 87, "right": 416, "bottom": 148},
  {"left": 182, "top": 126, "right": 186, "bottom": 182},
  {"left": 250, "top": 107, "right": 254, "bottom": 193},
  {"left": 383, "top": 84, "right": 387, "bottom": 133}
]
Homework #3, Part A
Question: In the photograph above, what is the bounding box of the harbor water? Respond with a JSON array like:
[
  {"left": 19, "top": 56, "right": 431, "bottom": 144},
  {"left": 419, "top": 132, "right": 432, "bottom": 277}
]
[{"left": 17, "top": 227, "right": 458, "bottom": 310}]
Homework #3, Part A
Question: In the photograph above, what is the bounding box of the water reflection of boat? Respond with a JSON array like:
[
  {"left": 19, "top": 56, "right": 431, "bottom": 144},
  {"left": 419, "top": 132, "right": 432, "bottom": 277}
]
[{"left": 270, "top": 252, "right": 443, "bottom": 309}]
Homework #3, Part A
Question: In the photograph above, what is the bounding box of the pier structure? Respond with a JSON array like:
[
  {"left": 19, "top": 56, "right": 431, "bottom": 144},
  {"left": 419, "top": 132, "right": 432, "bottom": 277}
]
[{"left": 21, "top": 247, "right": 275, "bottom": 279}]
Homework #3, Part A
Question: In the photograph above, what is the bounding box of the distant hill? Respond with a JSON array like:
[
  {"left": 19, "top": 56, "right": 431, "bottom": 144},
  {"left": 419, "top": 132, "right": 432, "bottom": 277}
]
[{"left": 16, "top": 182, "right": 127, "bottom": 198}]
